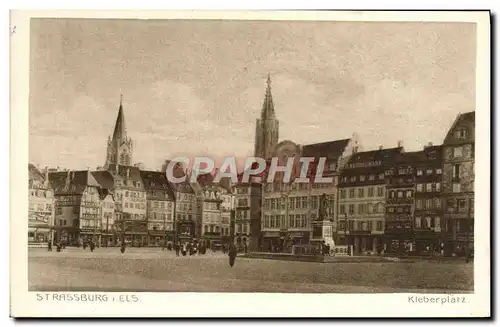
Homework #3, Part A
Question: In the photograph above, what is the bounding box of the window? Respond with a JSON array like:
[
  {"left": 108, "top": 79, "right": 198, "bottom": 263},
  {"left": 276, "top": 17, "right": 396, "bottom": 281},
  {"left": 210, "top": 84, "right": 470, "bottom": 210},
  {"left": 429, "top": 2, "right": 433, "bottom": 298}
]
[
  {"left": 453, "top": 164, "right": 461, "bottom": 180},
  {"left": 397, "top": 191, "right": 403, "bottom": 198},
  {"left": 358, "top": 188, "right": 364, "bottom": 198},
  {"left": 406, "top": 190, "right": 412, "bottom": 198},
  {"left": 376, "top": 221, "right": 383, "bottom": 231},
  {"left": 56, "top": 207, "right": 62, "bottom": 215},
  {"left": 424, "top": 217, "right": 432, "bottom": 229},
  {"left": 456, "top": 128, "right": 467, "bottom": 139},
  {"left": 329, "top": 163, "right": 336, "bottom": 171},
  {"left": 453, "top": 183, "right": 461, "bottom": 193},
  {"left": 339, "top": 204, "right": 346, "bottom": 215},
  {"left": 379, "top": 173, "right": 385, "bottom": 180},
  {"left": 436, "top": 183, "right": 441, "bottom": 192},
  {"left": 416, "top": 199, "right": 423, "bottom": 209},
  {"left": 426, "top": 183, "right": 433, "bottom": 192},
  {"left": 415, "top": 217, "right": 422, "bottom": 228},
  {"left": 434, "top": 217, "right": 441, "bottom": 228},
  {"left": 436, "top": 168, "right": 442, "bottom": 174},
  {"left": 434, "top": 198, "right": 441, "bottom": 209},
  {"left": 350, "top": 176, "right": 356, "bottom": 182},
  {"left": 369, "top": 175, "right": 375, "bottom": 181},
  {"left": 416, "top": 184, "right": 423, "bottom": 192},
  {"left": 125, "top": 191, "right": 129, "bottom": 197},
  {"left": 358, "top": 204, "right": 364, "bottom": 214},
  {"left": 416, "top": 169, "right": 423, "bottom": 176},
  {"left": 453, "top": 147, "right": 463, "bottom": 158},
  {"left": 360, "top": 175, "right": 365, "bottom": 181},
  {"left": 348, "top": 204, "right": 355, "bottom": 214},
  {"left": 301, "top": 197, "right": 308, "bottom": 209},
  {"left": 340, "top": 190, "right": 346, "bottom": 199},
  {"left": 388, "top": 207, "right": 395, "bottom": 213},
  {"left": 425, "top": 199, "right": 433, "bottom": 209},
  {"left": 446, "top": 199, "right": 456, "bottom": 213},
  {"left": 349, "top": 189, "right": 355, "bottom": 198},
  {"left": 368, "top": 187, "right": 374, "bottom": 197},
  {"left": 367, "top": 221, "right": 373, "bottom": 231},
  {"left": 458, "top": 199, "right": 467, "bottom": 212},
  {"left": 377, "top": 187, "right": 384, "bottom": 197},
  {"left": 470, "top": 198, "right": 474, "bottom": 213}
]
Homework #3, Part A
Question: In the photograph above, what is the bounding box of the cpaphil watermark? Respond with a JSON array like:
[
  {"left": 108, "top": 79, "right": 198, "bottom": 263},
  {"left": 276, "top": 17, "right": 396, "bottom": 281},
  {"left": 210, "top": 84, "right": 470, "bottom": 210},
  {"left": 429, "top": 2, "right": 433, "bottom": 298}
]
[{"left": 165, "top": 156, "right": 333, "bottom": 184}]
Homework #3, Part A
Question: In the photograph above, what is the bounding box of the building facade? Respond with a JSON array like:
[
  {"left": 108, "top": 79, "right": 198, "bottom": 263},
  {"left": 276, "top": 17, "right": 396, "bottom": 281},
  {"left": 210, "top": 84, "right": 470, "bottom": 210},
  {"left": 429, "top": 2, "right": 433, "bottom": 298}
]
[
  {"left": 28, "top": 164, "right": 55, "bottom": 245},
  {"left": 442, "top": 112, "right": 475, "bottom": 256},
  {"left": 338, "top": 146, "right": 403, "bottom": 254},
  {"left": 140, "top": 170, "right": 176, "bottom": 246},
  {"left": 49, "top": 170, "right": 102, "bottom": 245},
  {"left": 108, "top": 164, "right": 147, "bottom": 246},
  {"left": 413, "top": 144, "right": 444, "bottom": 255},
  {"left": 384, "top": 151, "right": 417, "bottom": 254},
  {"left": 233, "top": 176, "right": 262, "bottom": 251}
]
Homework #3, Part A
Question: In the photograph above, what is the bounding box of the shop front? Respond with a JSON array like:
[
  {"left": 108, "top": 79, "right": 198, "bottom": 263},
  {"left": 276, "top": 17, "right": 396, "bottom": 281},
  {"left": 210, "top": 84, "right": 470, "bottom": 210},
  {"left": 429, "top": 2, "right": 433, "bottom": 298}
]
[
  {"left": 261, "top": 231, "right": 280, "bottom": 252},
  {"left": 28, "top": 226, "right": 52, "bottom": 246},
  {"left": 414, "top": 230, "right": 442, "bottom": 256},
  {"left": 349, "top": 231, "right": 384, "bottom": 255}
]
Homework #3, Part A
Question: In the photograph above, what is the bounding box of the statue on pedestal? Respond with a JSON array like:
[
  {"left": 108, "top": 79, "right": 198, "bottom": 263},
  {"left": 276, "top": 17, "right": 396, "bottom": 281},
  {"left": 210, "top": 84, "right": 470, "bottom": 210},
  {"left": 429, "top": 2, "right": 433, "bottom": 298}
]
[{"left": 318, "top": 193, "right": 329, "bottom": 221}]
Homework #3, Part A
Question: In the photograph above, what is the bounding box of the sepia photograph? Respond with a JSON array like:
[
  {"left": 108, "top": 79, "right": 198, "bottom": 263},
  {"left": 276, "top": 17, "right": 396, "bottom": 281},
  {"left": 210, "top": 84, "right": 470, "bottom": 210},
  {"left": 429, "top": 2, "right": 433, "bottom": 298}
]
[{"left": 10, "top": 10, "right": 491, "bottom": 317}]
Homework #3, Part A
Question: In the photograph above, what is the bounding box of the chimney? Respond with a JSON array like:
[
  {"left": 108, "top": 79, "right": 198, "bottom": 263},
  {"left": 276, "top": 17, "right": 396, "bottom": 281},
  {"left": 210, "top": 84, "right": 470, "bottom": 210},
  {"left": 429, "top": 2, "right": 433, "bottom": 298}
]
[
  {"left": 397, "top": 140, "right": 403, "bottom": 148},
  {"left": 378, "top": 145, "right": 383, "bottom": 150},
  {"left": 424, "top": 142, "right": 434, "bottom": 150}
]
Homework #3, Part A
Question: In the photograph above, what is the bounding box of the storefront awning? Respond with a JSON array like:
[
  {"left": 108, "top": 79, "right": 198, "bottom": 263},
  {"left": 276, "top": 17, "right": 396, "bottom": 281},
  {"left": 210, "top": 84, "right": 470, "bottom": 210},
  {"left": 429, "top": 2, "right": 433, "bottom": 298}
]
[
  {"left": 262, "top": 232, "right": 280, "bottom": 238},
  {"left": 28, "top": 227, "right": 51, "bottom": 233}
]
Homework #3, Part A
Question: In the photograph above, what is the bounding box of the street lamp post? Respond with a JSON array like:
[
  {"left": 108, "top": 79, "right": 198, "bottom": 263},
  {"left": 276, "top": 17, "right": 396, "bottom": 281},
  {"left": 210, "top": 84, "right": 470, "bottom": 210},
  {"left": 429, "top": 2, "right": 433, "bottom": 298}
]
[{"left": 344, "top": 213, "right": 350, "bottom": 255}]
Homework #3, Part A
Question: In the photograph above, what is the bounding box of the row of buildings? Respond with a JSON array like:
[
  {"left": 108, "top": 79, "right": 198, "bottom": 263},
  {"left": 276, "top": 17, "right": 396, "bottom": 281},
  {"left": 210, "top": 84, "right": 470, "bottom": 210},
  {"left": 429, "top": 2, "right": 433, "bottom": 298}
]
[{"left": 28, "top": 76, "right": 475, "bottom": 256}]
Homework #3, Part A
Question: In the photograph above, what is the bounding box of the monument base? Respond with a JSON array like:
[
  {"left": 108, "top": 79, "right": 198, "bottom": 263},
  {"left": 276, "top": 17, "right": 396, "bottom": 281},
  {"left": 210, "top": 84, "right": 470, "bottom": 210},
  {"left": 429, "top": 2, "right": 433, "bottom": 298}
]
[{"left": 310, "top": 220, "right": 335, "bottom": 253}]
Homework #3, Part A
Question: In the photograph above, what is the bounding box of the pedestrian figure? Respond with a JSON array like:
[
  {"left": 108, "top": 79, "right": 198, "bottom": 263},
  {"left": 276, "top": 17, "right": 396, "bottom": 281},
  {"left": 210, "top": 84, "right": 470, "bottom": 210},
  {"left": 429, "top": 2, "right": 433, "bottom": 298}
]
[
  {"left": 90, "top": 241, "right": 95, "bottom": 252},
  {"left": 83, "top": 241, "right": 87, "bottom": 250},
  {"left": 47, "top": 241, "right": 52, "bottom": 252},
  {"left": 244, "top": 243, "right": 248, "bottom": 254},
  {"left": 56, "top": 243, "right": 62, "bottom": 252},
  {"left": 228, "top": 243, "right": 237, "bottom": 267},
  {"left": 175, "top": 242, "right": 180, "bottom": 257},
  {"left": 120, "top": 243, "right": 126, "bottom": 253}
]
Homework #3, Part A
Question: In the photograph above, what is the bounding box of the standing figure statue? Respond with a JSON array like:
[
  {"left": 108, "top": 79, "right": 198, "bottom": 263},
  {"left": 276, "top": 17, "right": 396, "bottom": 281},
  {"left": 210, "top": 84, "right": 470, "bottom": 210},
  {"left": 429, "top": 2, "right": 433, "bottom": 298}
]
[{"left": 318, "top": 193, "right": 329, "bottom": 221}]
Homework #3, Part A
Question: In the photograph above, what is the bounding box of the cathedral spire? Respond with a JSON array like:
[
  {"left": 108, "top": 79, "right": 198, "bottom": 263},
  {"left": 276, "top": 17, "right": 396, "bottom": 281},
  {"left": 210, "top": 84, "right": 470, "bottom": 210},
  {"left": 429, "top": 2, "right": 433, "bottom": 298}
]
[
  {"left": 261, "top": 73, "right": 275, "bottom": 120},
  {"left": 112, "top": 94, "right": 127, "bottom": 143}
]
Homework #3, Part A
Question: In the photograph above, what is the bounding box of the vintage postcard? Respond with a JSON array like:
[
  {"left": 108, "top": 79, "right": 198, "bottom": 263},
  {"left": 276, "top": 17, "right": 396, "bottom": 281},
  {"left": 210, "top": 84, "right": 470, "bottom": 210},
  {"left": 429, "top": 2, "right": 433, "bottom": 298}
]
[{"left": 10, "top": 10, "right": 490, "bottom": 317}]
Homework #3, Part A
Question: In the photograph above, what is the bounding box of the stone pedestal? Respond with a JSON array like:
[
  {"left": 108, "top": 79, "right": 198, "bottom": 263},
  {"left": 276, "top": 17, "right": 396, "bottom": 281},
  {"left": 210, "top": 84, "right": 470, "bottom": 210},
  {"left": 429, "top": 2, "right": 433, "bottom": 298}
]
[{"left": 311, "top": 220, "right": 335, "bottom": 250}]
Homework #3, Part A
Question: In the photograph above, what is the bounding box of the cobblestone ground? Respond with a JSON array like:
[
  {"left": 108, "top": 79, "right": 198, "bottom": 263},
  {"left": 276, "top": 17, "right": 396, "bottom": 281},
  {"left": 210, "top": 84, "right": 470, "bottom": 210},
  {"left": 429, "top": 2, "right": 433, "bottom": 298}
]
[{"left": 28, "top": 248, "right": 473, "bottom": 293}]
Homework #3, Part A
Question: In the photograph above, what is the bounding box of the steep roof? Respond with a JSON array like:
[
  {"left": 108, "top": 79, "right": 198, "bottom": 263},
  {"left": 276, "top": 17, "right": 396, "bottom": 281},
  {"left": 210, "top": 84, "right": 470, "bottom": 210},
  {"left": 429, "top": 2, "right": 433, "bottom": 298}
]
[
  {"left": 140, "top": 170, "right": 176, "bottom": 200},
  {"left": 302, "top": 139, "right": 350, "bottom": 159},
  {"left": 346, "top": 147, "right": 404, "bottom": 166},
  {"left": 28, "top": 164, "right": 44, "bottom": 182},
  {"left": 261, "top": 74, "right": 275, "bottom": 120},
  {"left": 48, "top": 170, "right": 100, "bottom": 195},
  {"left": 107, "top": 164, "right": 142, "bottom": 182},
  {"left": 443, "top": 111, "right": 475, "bottom": 144},
  {"left": 91, "top": 170, "right": 115, "bottom": 190},
  {"left": 112, "top": 98, "right": 127, "bottom": 143}
]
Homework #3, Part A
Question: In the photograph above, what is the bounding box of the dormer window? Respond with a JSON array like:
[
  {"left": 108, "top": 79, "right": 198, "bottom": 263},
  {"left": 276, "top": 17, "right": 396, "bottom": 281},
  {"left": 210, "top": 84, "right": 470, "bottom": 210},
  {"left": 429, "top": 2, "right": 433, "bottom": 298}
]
[{"left": 455, "top": 128, "right": 468, "bottom": 140}]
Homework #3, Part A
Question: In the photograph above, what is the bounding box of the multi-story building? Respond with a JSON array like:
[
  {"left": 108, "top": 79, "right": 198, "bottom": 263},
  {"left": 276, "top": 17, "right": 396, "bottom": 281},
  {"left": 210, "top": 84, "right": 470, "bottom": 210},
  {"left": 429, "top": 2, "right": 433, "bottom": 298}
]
[
  {"left": 413, "top": 144, "right": 444, "bottom": 255},
  {"left": 219, "top": 177, "right": 234, "bottom": 244},
  {"left": 28, "top": 164, "right": 55, "bottom": 245},
  {"left": 91, "top": 170, "right": 116, "bottom": 246},
  {"left": 384, "top": 150, "right": 418, "bottom": 254},
  {"left": 442, "top": 111, "right": 475, "bottom": 256},
  {"left": 170, "top": 180, "right": 197, "bottom": 242},
  {"left": 108, "top": 164, "right": 147, "bottom": 246},
  {"left": 140, "top": 170, "right": 176, "bottom": 246},
  {"left": 195, "top": 174, "right": 224, "bottom": 248},
  {"left": 338, "top": 146, "right": 403, "bottom": 254},
  {"left": 260, "top": 138, "right": 358, "bottom": 252},
  {"left": 49, "top": 170, "right": 102, "bottom": 245},
  {"left": 233, "top": 175, "right": 262, "bottom": 251}
]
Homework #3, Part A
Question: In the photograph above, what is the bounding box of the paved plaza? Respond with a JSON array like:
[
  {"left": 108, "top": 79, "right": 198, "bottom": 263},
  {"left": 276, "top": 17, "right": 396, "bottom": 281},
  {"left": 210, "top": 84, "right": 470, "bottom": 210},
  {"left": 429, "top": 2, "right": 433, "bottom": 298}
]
[{"left": 28, "top": 248, "right": 473, "bottom": 293}]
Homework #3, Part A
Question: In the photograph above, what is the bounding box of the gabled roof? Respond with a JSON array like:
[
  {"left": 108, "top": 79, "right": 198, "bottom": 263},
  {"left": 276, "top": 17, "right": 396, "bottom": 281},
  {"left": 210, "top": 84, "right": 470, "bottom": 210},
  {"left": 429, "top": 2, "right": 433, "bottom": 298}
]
[
  {"left": 91, "top": 170, "right": 115, "bottom": 190},
  {"left": 140, "top": 170, "right": 176, "bottom": 200},
  {"left": 107, "top": 164, "right": 142, "bottom": 182},
  {"left": 443, "top": 111, "right": 475, "bottom": 144},
  {"left": 302, "top": 139, "right": 350, "bottom": 159},
  {"left": 28, "top": 164, "right": 44, "bottom": 182},
  {"left": 112, "top": 99, "right": 127, "bottom": 142},
  {"left": 48, "top": 170, "right": 99, "bottom": 195},
  {"left": 346, "top": 147, "right": 404, "bottom": 165}
]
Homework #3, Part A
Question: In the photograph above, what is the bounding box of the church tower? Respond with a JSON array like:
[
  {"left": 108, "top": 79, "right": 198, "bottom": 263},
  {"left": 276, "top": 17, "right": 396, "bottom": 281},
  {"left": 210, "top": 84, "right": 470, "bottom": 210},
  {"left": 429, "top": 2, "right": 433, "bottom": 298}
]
[
  {"left": 104, "top": 95, "right": 133, "bottom": 168},
  {"left": 254, "top": 74, "right": 279, "bottom": 160}
]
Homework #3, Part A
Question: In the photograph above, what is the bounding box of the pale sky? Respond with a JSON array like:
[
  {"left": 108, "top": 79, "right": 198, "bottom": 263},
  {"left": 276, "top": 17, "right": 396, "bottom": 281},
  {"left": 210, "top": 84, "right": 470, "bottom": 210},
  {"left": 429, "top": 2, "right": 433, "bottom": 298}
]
[{"left": 29, "top": 18, "right": 476, "bottom": 170}]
